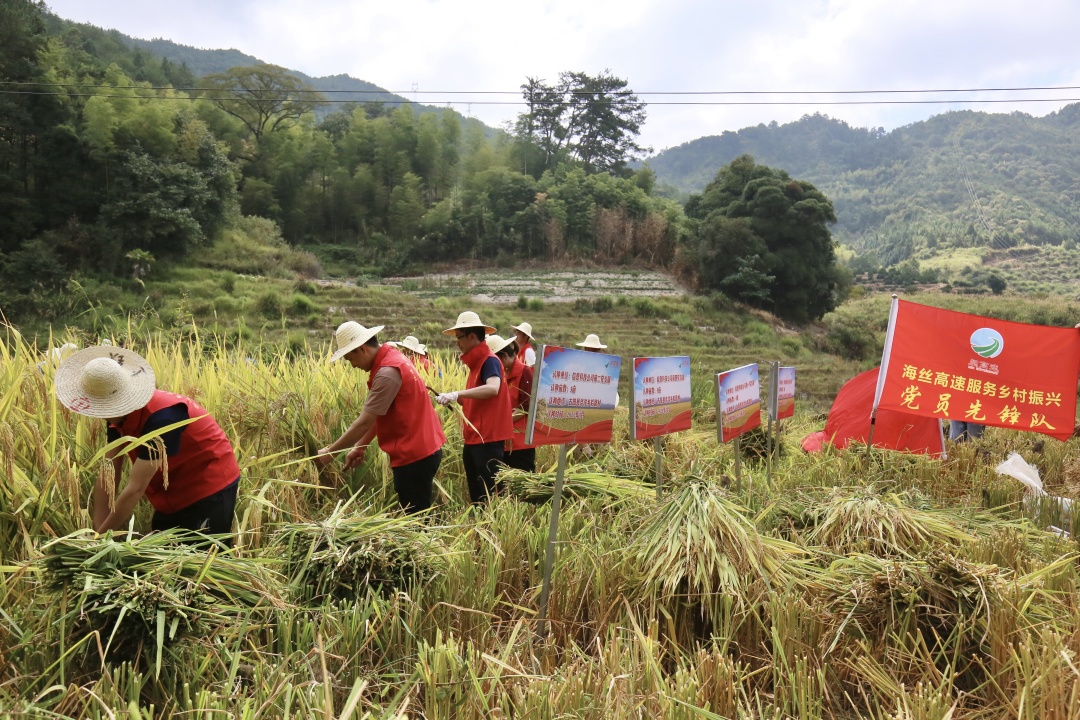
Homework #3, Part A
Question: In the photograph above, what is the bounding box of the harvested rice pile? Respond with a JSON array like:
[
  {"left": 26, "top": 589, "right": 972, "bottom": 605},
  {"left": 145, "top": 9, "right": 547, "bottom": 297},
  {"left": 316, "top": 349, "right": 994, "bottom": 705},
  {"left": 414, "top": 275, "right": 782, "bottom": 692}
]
[
  {"left": 500, "top": 466, "right": 652, "bottom": 504},
  {"left": 631, "top": 478, "right": 807, "bottom": 613},
  {"left": 273, "top": 503, "right": 446, "bottom": 601},
  {"left": 40, "top": 529, "right": 279, "bottom": 666}
]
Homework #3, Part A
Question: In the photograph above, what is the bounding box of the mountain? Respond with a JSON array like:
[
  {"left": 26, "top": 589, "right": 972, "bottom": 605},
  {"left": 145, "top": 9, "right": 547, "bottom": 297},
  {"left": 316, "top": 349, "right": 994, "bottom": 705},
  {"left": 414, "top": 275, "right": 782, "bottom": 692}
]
[
  {"left": 126, "top": 37, "right": 262, "bottom": 76},
  {"left": 42, "top": 14, "right": 491, "bottom": 127},
  {"left": 648, "top": 109, "right": 1080, "bottom": 265},
  {"left": 129, "top": 37, "right": 411, "bottom": 108}
]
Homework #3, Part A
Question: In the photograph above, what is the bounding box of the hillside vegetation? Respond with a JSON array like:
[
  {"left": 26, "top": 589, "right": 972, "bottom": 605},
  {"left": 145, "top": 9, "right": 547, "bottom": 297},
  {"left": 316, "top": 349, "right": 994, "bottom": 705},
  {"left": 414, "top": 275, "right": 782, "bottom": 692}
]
[
  {"left": 650, "top": 110, "right": 1080, "bottom": 273},
  {"left": 40, "top": 12, "right": 467, "bottom": 120}
]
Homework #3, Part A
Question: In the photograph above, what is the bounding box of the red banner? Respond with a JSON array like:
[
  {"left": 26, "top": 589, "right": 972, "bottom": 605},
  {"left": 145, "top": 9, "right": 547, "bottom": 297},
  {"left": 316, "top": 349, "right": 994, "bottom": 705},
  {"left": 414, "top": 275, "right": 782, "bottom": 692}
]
[{"left": 875, "top": 300, "right": 1080, "bottom": 441}]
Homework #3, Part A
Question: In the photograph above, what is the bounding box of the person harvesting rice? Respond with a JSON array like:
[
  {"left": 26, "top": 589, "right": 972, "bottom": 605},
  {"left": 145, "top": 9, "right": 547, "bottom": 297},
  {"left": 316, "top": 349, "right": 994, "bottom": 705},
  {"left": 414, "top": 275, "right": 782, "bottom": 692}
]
[
  {"left": 437, "top": 311, "right": 513, "bottom": 503},
  {"left": 512, "top": 321, "right": 537, "bottom": 367},
  {"left": 489, "top": 334, "right": 536, "bottom": 473},
  {"left": 54, "top": 346, "right": 240, "bottom": 542},
  {"left": 317, "top": 322, "right": 446, "bottom": 514},
  {"left": 399, "top": 335, "right": 437, "bottom": 374}
]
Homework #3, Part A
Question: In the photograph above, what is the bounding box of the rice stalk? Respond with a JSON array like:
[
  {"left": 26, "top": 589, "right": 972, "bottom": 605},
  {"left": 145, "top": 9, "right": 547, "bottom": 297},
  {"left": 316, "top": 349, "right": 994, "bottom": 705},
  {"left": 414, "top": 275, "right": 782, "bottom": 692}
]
[
  {"left": 500, "top": 466, "right": 652, "bottom": 505},
  {"left": 37, "top": 529, "right": 285, "bottom": 670},
  {"left": 630, "top": 476, "right": 808, "bottom": 641},
  {"left": 800, "top": 488, "right": 975, "bottom": 557},
  {"left": 273, "top": 500, "right": 448, "bottom": 601}
]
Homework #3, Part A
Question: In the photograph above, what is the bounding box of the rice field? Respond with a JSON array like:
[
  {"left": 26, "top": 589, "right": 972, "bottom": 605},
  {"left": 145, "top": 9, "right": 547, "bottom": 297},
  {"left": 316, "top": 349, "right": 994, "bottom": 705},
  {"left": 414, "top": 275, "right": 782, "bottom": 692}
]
[{"left": 3, "top": 322, "right": 1080, "bottom": 719}]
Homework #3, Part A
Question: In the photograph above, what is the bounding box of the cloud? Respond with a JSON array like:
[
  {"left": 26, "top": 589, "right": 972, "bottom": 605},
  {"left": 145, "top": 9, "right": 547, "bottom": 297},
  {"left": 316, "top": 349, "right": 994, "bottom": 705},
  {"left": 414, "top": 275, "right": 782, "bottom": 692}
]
[{"left": 45, "top": 0, "right": 1080, "bottom": 150}]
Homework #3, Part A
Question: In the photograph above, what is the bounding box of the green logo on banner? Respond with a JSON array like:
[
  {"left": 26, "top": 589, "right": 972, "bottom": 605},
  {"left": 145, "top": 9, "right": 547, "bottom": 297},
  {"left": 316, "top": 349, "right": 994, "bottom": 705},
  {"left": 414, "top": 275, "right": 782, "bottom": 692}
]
[{"left": 970, "top": 328, "right": 1004, "bottom": 359}]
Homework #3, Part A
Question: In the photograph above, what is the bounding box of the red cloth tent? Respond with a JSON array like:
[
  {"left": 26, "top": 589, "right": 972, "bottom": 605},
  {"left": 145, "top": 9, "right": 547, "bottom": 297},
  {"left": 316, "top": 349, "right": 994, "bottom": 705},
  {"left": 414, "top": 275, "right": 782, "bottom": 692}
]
[{"left": 801, "top": 368, "right": 945, "bottom": 456}]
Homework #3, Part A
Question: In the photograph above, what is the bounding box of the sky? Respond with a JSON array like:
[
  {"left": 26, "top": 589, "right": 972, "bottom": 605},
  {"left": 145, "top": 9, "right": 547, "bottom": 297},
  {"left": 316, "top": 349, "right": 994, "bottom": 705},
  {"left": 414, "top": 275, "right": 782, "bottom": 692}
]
[{"left": 45, "top": 0, "right": 1080, "bottom": 153}]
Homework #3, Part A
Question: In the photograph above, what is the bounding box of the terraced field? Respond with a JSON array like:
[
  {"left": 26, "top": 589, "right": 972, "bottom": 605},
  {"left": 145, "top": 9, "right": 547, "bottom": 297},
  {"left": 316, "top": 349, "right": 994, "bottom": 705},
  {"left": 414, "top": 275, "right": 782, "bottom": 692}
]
[
  {"left": 371, "top": 268, "right": 688, "bottom": 302},
  {"left": 309, "top": 278, "right": 859, "bottom": 412}
]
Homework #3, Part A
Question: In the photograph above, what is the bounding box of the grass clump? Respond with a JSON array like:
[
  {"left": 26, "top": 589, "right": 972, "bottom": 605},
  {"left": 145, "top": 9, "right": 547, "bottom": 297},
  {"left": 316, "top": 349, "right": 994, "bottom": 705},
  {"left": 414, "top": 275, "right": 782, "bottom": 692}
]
[{"left": 255, "top": 290, "right": 283, "bottom": 318}]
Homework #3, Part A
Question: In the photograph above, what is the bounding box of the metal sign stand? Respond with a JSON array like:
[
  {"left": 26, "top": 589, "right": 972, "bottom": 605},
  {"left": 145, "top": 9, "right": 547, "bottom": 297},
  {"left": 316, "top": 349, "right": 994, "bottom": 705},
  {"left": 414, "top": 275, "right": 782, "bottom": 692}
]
[
  {"left": 733, "top": 436, "right": 742, "bottom": 492},
  {"left": 766, "top": 360, "right": 779, "bottom": 488},
  {"left": 654, "top": 436, "right": 663, "bottom": 500},
  {"left": 536, "top": 443, "right": 569, "bottom": 639}
]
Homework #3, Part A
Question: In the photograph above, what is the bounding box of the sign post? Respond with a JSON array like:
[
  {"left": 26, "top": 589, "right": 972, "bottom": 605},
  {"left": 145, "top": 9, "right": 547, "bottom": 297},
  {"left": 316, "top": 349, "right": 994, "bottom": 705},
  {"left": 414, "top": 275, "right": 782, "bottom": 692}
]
[
  {"left": 629, "top": 356, "right": 692, "bottom": 500},
  {"left": 716, "top": 364, "right": 763, "bottom": 495},
  {"left": 527, "top": 345, "right": 621, "bottom": 638},
  {"left": 764, "top": 362, "right": 795, "bottom": 486},
  {"left": 766, "top": 362, "right": 777, "bottom": 485},
  {"left": 536, "top": 443, "right": 567, "bottom": 639}
]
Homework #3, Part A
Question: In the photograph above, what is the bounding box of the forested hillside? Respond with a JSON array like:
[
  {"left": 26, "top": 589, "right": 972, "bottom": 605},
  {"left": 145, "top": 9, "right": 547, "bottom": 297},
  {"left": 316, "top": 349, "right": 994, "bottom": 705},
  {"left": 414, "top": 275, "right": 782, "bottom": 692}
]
[
  {"left": 9, "top": 0, "right": 1069, "bottom": 337},
  {"left": 40, "top": 12, "right": 475, "bottom": 120},
  {"left": 649, "top": 110, "right": 1080, "bottom": 265},
  {"left": 0, "top": 1, "right": 689, "bottom": 329}
]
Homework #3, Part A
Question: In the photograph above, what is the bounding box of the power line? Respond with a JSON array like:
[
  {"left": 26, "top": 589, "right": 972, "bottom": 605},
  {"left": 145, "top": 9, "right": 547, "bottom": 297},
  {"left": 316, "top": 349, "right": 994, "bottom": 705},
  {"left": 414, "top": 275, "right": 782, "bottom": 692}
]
[
  {"left": 3, "top": 88, "right": 1080, "bottom": 107},
  {"left": 4, "top": 80, "right": 1080, "bottom": 95}
]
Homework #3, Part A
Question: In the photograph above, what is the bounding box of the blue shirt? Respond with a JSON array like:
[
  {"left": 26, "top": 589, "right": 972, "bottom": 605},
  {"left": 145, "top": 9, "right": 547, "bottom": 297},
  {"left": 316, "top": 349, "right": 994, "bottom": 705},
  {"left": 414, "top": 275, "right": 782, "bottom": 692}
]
[{"left": 107, "top": 403, "right": 189, "bottom": 459}]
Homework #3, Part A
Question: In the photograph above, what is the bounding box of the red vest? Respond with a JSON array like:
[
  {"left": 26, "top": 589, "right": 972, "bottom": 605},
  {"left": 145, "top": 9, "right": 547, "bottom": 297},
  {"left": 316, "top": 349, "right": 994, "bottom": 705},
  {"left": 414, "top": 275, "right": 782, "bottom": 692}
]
[
  {"left": 368, "top": 344, "right": 446, "bottom": 467},
  {"left": 460, "top": 343, "right": 513, "bottom": 445},
  {"left": 506, "top": 359, "right": 536, "bottom": 451},
  {"left": 113, "top": 390, "right": 240, "bottom": 515},
  {"left": 516, "top": 341, "right": 532, "bottom": 363}
]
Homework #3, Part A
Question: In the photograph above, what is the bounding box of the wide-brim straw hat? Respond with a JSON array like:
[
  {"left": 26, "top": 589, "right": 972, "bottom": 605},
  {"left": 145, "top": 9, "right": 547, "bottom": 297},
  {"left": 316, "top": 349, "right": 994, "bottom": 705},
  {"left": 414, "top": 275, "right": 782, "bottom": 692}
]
[
  {"left": 331, "top": 321, "right": 384, "bottom": 362},
  {"left": 485, "top": 334, "right": 516, "bottom": 355},
  {"left": 511, "top": 322, "right": 534, "bottom": 340},
  {"left": 443, "top": 311, "right": 496, "bottom": 336},
  {"left": 400, "top": 336, "right": 427, "bottom": 355},
  {"left": 54, "top": 346, "right": 156, "bottom": 418},
  {"left": 576, "top": 333, "right": 608, "bottom": 350}
]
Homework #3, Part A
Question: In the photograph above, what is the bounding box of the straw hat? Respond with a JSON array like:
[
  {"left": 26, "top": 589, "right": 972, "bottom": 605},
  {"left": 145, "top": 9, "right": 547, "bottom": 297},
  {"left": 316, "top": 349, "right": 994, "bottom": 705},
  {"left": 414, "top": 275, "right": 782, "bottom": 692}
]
[
  {"left": 576, "top": 333, "right": 608, "bottom": 350},
  {"left": 399, "top": 336, "right": 427, "bottom": 355},
  {"left": 54, "top": 346, "right": 156, "bottom": 418},
  {"left": 330, "top": 321, "right": 384, "bottom": 362},
  {"left": 443, "top": 311, "right": 496, "bottom": 336},
  {"left": 511, "top": 322, "right": 534, "bottom": 340},
  {"left": 485, "top": 334, "right": 516, "bottom": 355}
]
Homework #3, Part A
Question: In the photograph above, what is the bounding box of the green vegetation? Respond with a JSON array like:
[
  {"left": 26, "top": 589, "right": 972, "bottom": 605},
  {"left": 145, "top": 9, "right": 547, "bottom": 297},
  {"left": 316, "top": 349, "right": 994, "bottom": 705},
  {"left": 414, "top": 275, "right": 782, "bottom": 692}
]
[
  {"left": 680, "top": 156, "right": 845, "bottom": 322},
  {"left": 3, "top": 3, "right": 851, "bottom": 334},
  {"left": 649, "top": 111, "right": 1080, "bottom": 291},
  {"left": 4, "top": 325, "right": 1080, "bottom": 717}
]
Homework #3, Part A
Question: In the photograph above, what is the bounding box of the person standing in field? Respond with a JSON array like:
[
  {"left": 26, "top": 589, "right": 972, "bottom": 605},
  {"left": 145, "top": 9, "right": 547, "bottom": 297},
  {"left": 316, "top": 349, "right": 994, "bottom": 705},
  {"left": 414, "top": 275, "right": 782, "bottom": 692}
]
[
  {"left": 948, "top": 420, "right": 985, "bottom": 443},
  {"left": 573, "top": 333, "right": 615, "bottom": 459},
  {"left": 316, "top": 322, "right": 446, "bottom": 514},
  {"left": 399, "top": 335, "right": 436, "bottom": 374},
  {"left": 489, "top": 334, "right": 536, "bottom": 473},
  {"left": 54, "top": 346, "right": 240, "bottom": 543},
  {"left": 437, "top": 311, "right": 513, "bottom": 503},
  {"left": 512, "top": 322, "right": 537, "bottom": 367},
  {"left": 576, "top": 333, "right": 608, "bottom": 353}
]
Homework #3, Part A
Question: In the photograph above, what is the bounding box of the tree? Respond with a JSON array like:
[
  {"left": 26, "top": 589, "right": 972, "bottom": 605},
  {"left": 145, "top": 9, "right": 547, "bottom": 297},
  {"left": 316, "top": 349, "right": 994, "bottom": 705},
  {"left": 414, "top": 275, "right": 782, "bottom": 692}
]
[
  {"left": 682, "top": 155, "right": 841, "bottom": 323},
  {"left": 98, "top": 144, "right": 234, "bottom": 264},
  {"left": 515, "top": 70, "right": 648, "bottom": 176},
  {"left": 201, "top": 65, "right": 325, "bottom": 145},
  {"left": 125, "top": 248, "right": 154, "bottom": 281},
  {"left": 0, "top": 0, "right": 52, "bottom": 247}
]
